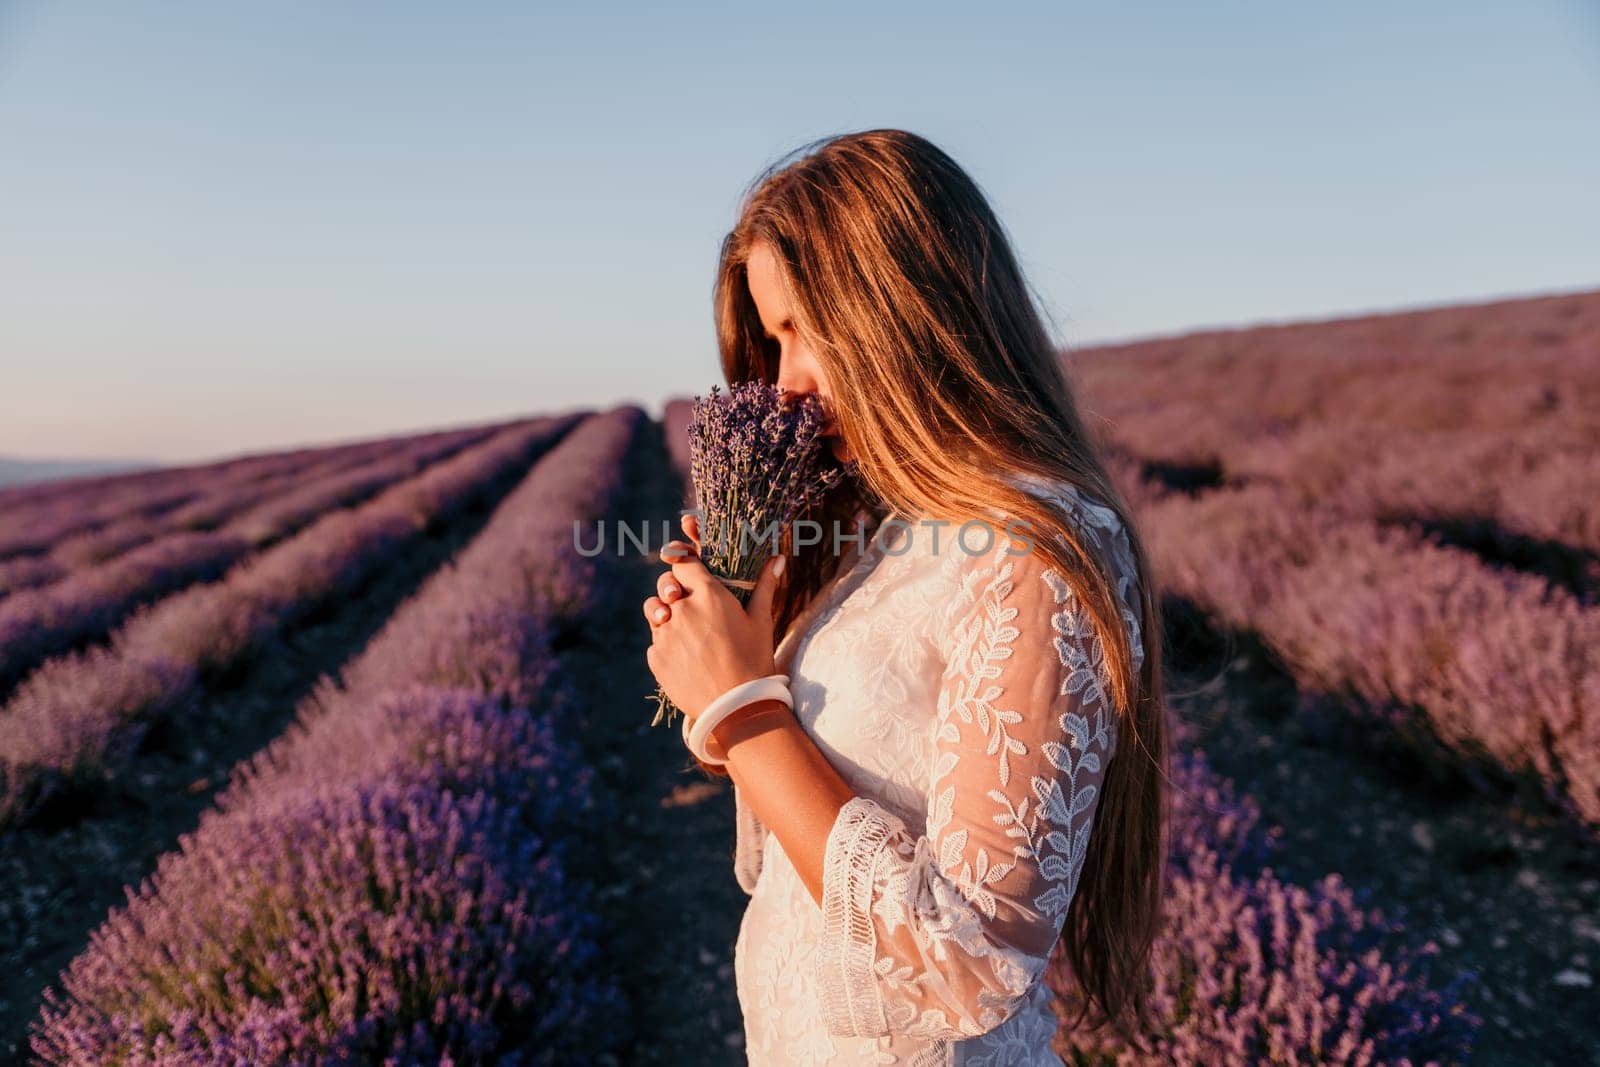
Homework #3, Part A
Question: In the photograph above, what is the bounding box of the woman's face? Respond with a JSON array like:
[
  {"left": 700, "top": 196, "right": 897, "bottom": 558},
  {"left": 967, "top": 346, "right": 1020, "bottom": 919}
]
[{"left": 746, "top": 242, "right": 853, "bottom": 464}]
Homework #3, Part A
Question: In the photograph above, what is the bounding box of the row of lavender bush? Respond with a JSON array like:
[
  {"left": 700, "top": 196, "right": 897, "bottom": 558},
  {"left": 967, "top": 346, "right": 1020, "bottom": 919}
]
[
  {"left": 0, "top": 425, "right": 500, "bottom": 692},
  {"left": 0, "top": 427, "right": 440, "bottom": 561},
  {"left": 0, "top": 423, "right": 394, "bottom": 508},
  {"left": 0, "top": 416, "right": 529, "bottom": 559},
  {"left": 1068, "top": 290, "right": 1600, "bottom": 562},
  {"left": 0, "top": 414, "right": 582, "bottom": 829},
  {"left": 0, "top": 447, "right": 331, "bottom": 551},
  {"left": 0, "top": 423, "right": 497, "bottom": 595},
  {"left": 29, "top": 406, "right": 645, "bottom": 1064},
  {"left": 20, "top": 435, "right": 419, "bottom": 579},
  {"left": 1049, "top": 738, "right": 1480, "bottom": 1064},
  {"left": 1130, "top": 477, "right": 1600, "bottom": 829},
  {"left": 215, "top": 404, "right": 640, "bottom": 817},
  {"left": 661, "top": 397, "right": 694, "bottom": 503}
]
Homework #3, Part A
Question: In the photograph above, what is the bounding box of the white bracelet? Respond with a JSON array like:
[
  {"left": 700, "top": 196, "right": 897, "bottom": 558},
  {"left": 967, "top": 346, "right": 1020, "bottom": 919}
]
[{"left": 683, "top": 674, "right": 793, "bottom": 765}]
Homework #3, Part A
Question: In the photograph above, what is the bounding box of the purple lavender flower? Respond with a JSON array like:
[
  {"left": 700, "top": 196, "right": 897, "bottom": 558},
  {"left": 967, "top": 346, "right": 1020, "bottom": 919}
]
[{"left": 651, "top": 381, "right": 855, "bottom": 726}]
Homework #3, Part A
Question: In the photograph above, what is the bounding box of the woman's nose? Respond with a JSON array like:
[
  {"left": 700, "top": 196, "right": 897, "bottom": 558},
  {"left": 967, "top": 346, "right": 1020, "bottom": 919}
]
[{"left": 775, "top": 361, "right": 817, "bottom": 401}]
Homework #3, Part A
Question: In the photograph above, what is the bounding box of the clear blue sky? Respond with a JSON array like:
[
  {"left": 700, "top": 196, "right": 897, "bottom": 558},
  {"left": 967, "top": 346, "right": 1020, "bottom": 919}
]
[{"left": 2, "top": 1, "right": 1596, "bottom": 463}]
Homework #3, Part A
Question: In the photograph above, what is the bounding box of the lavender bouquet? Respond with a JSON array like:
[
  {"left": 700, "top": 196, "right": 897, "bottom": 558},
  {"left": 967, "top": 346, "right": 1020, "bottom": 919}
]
[{"left": 650, "top": 381, "right": 853, "bottom": 727}]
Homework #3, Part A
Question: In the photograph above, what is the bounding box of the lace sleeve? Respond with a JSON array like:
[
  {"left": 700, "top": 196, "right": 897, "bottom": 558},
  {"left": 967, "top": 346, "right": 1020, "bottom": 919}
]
[
  {"left": 734, "top": 781, "right": 768, "bottom": 895},
  {"left": 812, "top": 518, "right": 1142, "bottom": 1040}
]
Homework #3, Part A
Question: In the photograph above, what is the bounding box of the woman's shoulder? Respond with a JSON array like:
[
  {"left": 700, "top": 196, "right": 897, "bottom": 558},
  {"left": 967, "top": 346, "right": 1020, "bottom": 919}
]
[
  {"left": 999, "top": 470, "right": 1128, "bottom": 544},
  {"left": 994, "top": 469, "right": 1147, "bottom": 675},
  {"left": 937, "top": 469, "right": 1127, "bottom": 584}
]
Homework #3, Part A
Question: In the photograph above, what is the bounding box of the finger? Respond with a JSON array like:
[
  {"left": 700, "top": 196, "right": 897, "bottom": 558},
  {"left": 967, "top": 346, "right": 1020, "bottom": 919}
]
[
  {"left": 669, "top": 552, "right": 714, "bottom": 591},
  {"left": 660, "top": 538, "right": 699, "bottom": 564},
  {"left": 746, "top": 551, "right": 785, "bottom": 625},
  {"left": 681, "top": 512, "right": 702, "bottom": 549},
  {"left": 642, "top": 596, "right": 671, "bottom": 626},
  {"left": 657, "top": 571, "right": 686, "bottom": 602}
]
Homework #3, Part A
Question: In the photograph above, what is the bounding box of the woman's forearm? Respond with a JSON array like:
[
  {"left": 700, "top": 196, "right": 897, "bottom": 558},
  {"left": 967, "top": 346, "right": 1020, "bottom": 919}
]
[{"left": 712, "top": 699, "right": 856, "bottom": 909}]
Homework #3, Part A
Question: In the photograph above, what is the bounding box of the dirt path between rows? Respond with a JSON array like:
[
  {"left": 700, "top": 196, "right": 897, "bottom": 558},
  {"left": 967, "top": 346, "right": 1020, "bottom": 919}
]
[{"left": 567, "top": 418, "right": 747, "bottom": 1065}]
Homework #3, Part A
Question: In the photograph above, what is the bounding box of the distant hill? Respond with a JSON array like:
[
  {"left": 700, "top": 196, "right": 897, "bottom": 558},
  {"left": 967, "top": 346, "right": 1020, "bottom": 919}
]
[{"left": 0, "top": 455, "right": 162, "bottom": 490}]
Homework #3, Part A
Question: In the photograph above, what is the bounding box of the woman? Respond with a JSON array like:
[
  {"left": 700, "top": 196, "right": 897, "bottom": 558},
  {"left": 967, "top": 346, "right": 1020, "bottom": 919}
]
[{"left": 643, "top": 129, "right": 1168, "bottom": 1065}]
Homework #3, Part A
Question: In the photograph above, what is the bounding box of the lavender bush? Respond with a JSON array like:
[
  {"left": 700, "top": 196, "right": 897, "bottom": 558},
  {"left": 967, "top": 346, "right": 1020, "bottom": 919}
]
[
  {"left": 1070, "top": 290, "right": 1600, "bottom": 560},
  {"left": 32, "top": 776, "right": 610, "bottom": 1066},
  {"left": 220, "top": 426, "right": 495, "bottom": 545},
  {"left": 1063, "top": 290, "right": 1600, "bottom": 828},
  {"left": 650, "top": 381, "right": 852, "bottom": 726},
  {"left": 162, "top": 424, "right": 492, "bottom": 542},
  {"left": 0, "top": 415, "right": 580, "bottom": 829},
  {"left": 1136, "top": 479, "right": 1600, "bottom": 828},
  {"left": 224, "top": 408, "right": 640, "bottom": 816},
  {"left": 0, "top": 436, "right": 360, "bottom": 561},
  {"left": 0, "top": 416, "right": 531, "bottom": 561},
  {"left": 48, "top": 435, "right": 396, "bottom": 569},
  {"left": 0, "top": 532, "right": 249, "bottom": 694},
  {"left": 661, "top": 396, "right": 695, "bottom": 506},
  {"left": 0, "top": 553, "right": 67, "bottom": 599},
  {"left": 0, "top": 426, "right": 496, "bottom": 680},
  {"left": 30, "top": 407, "right": 646, "bottom": 1062},
  {"left": 1050, "top": 749, "right": 1480, "bottom": 1064}
]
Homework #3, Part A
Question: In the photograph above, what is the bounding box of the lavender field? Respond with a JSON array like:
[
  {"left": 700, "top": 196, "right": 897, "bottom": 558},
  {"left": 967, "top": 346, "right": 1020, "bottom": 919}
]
[{"left": 0, "top": 288, "right": 1595, "bottom": 1064}]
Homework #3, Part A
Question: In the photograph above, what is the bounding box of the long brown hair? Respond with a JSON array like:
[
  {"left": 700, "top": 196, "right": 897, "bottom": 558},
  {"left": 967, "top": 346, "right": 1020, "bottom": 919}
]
[{"left": 704, "top": 128, "right": 1167, "bottom": 1048}]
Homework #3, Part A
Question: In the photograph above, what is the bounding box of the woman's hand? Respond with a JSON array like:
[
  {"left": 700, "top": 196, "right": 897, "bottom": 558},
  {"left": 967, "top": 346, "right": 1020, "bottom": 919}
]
[{"left": 643, "top": 513, "right": 786, "bottom": 738}]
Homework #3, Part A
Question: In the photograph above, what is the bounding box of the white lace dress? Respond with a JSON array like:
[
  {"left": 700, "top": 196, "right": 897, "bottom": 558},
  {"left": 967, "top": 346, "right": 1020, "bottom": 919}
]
[{"left": 731, "top": 474, "right": 1147, "bottom": 1066}]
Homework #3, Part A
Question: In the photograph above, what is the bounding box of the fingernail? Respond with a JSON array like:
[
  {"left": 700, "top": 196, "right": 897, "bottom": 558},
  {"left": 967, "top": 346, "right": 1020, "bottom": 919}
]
[
  {"left": 654, "top": 608, "right": 668, "bottom": 622},
  {"left": 773, "top": 554, "right": 786, "bottom": 577},
  {"left": 664, "top": 583, "right": 679, "bottom": 597}
]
